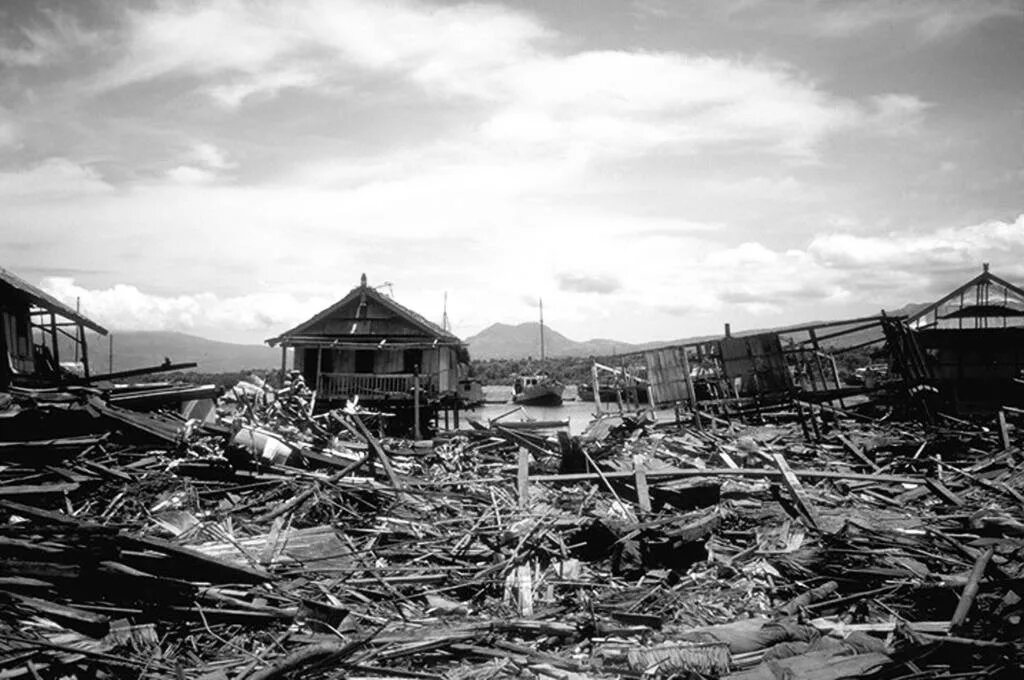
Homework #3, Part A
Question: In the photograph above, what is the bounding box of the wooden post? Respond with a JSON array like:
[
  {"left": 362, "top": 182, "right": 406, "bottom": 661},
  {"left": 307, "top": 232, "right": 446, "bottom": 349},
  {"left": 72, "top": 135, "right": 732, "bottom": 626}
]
[
  {"left": 517, "top": 447, "right": 530, "bottom": 508},
  {"left": 80, "top": 325, "right": 90, "bottom": 379},
  {"left": 313, "top": 347, "right": 322, "bottom": 394},
  {"left": 453, "top": 394, "right": 460, "bottom": 430},
  {"left": 0, "top": 311, "right": 10, "bottom": 389},
  {"left": 49, "top": 313, "right": 60, "bottom": 370},
  {"left": 279, "top": 346, "right": 287, "bottom": 379},
  {"left": 413, "top": 364, "right": 422, "bottom": 441},
  {"left": 679, "top": 347, "right": 700, "bottom": 430}
]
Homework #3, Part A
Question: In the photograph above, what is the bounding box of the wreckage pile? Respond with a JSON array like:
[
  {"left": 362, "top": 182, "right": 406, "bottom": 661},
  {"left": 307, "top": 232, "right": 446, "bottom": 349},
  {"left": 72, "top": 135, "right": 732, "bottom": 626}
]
[{"left": 0, "top": 380, "right": 1022, "bottom": 679}]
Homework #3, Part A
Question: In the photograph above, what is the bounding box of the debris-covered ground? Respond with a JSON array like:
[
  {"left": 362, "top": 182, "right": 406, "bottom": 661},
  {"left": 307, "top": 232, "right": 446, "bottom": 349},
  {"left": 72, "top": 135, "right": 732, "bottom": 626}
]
[{"left": 1, "top": 381, "right": 1022, "bottom": 679}]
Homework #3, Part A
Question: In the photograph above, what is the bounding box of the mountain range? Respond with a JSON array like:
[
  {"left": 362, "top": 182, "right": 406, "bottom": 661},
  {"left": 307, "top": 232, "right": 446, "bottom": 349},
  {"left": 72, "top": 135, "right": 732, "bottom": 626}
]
[
  {"left": 463, "top": 302, "right": 928, "bottom": 360},
  {"left": 72, "top": 303, "right": 928, "bottom": 373},
  {"left": 75, "top": 331, "right": 280, "bottom": 375}
]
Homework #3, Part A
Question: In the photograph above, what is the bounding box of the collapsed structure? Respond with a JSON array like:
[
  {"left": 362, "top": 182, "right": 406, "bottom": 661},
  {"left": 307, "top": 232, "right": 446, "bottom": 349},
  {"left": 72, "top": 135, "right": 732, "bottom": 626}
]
[
  {"left": 0, "top": 266, "right": 108, "bottom": 389},
  {"left": 626, "top": 265, "right": 1024, "bottom": 425},
  {"left": 1, "top": 263, "right": 1022, "bottom": 679}
]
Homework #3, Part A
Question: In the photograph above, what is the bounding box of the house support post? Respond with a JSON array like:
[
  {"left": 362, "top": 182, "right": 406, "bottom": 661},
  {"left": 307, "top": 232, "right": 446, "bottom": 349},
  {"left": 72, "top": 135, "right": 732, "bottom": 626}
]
[
  {"left": 80, "top": 325, "right": 90, "bottom": 379},
  {"left": 413, "top": 364, "right": 422, "bottom": 440},
  {"left": 679, "top": 346, "right": 701, "bottom": 430}
]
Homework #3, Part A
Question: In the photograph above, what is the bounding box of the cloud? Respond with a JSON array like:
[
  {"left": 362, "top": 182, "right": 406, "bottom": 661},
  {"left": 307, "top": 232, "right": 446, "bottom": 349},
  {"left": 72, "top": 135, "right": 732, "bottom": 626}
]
[
  {"left": 74, "top": 0, "right": 924, "bottom": 162},
  {"left": 166, "top": 166, "right": 217, "bottom": 184},
  {"left": 0, "top": 107, "right": 16, "bottom": 147},
  {"left": 0, "top": 158, "right": 112, "bottom": 198},
  {"left": 557, "top": 273, "right": 622, "bottom": 295},
  {"left": 40, "top": 277, "right": 331, "bottom": 339},
  {"left": 97, "top": 0, "right": 547, "bottom": 101},
  {"left": 0, "top": 7, "right": 98, "bottom": 67},
  {"left": 710, "top": 0, "right": 1021, "bottom": 40}
]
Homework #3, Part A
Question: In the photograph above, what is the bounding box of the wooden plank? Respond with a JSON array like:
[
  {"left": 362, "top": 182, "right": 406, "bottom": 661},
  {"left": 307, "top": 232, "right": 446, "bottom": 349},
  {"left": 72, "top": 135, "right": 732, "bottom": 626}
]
[
  {"left": 517, "top": 448, "right": 530, "bottom": 509},
  {"left": 925, "top": 477, "right": 964, "bottom": 506},
  {"left": 950, "top": 547, "right": 994, "bottom": 631},
  {"left": 998, "top": 409, "right": 1011, "bottom": 450},
  {"left": 526, "top": 468, "right": 925, "bottom": 485},
  {"left": 771, "top": 452, "right": 822, "bottom": 532},
  {"left": 836, "top": 434, "right": 880, "bottom": 471},
  {"left": 634, "top": 463, "right": 651, "bottom": 514}
]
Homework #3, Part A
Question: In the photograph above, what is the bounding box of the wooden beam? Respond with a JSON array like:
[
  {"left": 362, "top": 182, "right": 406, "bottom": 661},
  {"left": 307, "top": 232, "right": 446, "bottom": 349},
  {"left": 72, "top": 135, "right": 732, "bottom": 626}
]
[
  {"left": 771, "top": 452, "right": 823, "bottom": 532},
  {"left": 517, "top": 447, "right": 530, "bottom": 509}
]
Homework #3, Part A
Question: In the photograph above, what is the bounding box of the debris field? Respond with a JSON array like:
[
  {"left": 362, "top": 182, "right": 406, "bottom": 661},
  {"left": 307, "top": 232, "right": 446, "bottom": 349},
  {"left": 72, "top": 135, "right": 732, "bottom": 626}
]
[{"left": 1, "top": 380, "right": 1022, "bottom": 680}]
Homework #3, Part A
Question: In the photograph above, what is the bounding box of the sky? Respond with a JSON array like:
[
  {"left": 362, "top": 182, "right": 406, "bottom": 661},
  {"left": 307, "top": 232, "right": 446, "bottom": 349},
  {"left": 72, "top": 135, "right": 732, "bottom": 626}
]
[{"left": 1, "top": 0, "right": 1022, "bottom": 346}]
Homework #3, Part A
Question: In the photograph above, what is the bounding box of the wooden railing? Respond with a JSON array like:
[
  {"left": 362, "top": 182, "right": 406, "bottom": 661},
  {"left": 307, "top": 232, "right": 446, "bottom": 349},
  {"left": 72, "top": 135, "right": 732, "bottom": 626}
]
[{"left": 317, "top": 372, "right": 433, "bottom": 399}]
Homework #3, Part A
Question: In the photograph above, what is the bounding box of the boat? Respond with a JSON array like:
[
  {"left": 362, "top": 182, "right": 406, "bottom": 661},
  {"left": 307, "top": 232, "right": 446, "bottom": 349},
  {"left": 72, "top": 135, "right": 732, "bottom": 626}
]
[
  {"left": 510, "top": 297, "right": 564, "bottom": 406},
  {"left": 512, "top": 374, "right": 565, "bottom": 406}
]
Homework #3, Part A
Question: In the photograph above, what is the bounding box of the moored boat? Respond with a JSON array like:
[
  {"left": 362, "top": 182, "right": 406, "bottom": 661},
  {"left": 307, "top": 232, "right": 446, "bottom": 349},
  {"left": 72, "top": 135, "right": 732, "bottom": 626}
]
[{"left": 512, "top": 374, "right": 564, "bottom": 406}]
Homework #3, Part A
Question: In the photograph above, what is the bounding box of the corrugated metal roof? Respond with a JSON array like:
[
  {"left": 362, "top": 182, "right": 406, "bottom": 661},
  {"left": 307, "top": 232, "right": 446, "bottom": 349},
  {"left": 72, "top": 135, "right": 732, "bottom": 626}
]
[{"left": 0, "top": 267, "right": 108, "bottom": 335}]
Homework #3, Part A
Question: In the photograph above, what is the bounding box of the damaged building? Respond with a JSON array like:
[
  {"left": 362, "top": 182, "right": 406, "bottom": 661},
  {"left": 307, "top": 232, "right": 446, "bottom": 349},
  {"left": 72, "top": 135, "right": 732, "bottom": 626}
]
[
  {"left": 0, "top": 266, "right": 108, "bottom": 389},
  {"left": 266, "top": 274, "right": 470, "bottom": 434}
]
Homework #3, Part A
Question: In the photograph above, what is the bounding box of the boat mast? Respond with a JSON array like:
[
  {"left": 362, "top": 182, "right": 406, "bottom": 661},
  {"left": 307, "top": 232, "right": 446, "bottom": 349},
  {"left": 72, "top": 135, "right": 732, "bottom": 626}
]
[{"left": 539, "top": 297, "right": 545, "bottom": 361}]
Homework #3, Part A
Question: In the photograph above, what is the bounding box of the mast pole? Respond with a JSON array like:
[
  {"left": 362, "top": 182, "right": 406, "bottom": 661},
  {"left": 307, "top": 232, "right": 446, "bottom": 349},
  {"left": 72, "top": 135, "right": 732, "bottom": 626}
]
[{"left": 539, "top": 297, "right": 545, "bottom": 361}]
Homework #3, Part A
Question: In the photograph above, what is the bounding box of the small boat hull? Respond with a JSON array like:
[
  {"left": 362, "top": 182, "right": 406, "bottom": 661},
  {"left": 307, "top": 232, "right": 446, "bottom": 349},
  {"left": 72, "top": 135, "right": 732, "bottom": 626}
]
[
  {"left": 512, "top": 389, "right": 564, "bottom": 406},
  {"left": 512, "top": 375, "right": 565, "bottom": 406}
]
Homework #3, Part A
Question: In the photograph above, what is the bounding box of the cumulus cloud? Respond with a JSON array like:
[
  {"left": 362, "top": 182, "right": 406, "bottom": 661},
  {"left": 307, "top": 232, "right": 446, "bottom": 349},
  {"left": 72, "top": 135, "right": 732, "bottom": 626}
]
[
  {"left": 557, "top": 273, "right": 622, "bottom": 295},
  {"left": 0, "top": 158, "right": 112, "bottom": 198},
  {"left": 76, "top": 0, "right": 924, "bottom": 160},
  {"left": 40, "top": 277, "right": 331, "bottom": 339},
  {"left": 709, "top": 0, "right": 1021, "bottom": 40}
]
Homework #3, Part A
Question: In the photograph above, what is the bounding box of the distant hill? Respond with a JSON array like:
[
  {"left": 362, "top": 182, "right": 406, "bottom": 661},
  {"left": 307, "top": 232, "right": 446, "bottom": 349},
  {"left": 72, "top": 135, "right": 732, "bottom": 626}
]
[
  {"left": 465, "top": 304, "right": 930, "bottom": 360},
  {"left": 73, "top": 331, "right": 279, "bottom": 374},
  {"left": 464, "top": 322, "right": 646, "bottom": 359}
]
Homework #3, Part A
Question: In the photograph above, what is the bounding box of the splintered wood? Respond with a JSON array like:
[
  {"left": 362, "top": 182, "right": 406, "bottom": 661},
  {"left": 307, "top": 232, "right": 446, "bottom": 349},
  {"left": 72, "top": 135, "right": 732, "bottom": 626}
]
[{"left": 0, "top": 385, "right": 1022, "bottom": 679}]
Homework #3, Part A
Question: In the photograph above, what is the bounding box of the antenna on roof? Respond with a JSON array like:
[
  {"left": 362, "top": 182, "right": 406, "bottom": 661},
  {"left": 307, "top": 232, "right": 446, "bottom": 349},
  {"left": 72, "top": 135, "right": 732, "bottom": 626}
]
[
  {"left": 442, "top": 291, "right": 451, "bottom": 332},
  {"left": 374, "top": 281, "right": 394, "bottom": 297}
]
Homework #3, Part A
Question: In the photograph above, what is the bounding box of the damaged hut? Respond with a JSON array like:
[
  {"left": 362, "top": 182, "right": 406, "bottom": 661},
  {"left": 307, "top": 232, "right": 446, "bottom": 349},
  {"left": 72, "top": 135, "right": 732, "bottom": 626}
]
[
  {"left": 0, "top": 265, "right": 107, "bottom": 389},
  {"left": 266, "top": 274, "right": 470, "bottom": 435},
  {"left": 904, "top": 263, "right": 1024, "bottom": 413}
]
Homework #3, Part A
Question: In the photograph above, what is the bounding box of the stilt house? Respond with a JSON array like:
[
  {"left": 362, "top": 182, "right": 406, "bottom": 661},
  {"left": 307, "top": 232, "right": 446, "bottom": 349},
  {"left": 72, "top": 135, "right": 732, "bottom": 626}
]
[{"left": 266, "top": 275, "right": 469, "bottom": 412}]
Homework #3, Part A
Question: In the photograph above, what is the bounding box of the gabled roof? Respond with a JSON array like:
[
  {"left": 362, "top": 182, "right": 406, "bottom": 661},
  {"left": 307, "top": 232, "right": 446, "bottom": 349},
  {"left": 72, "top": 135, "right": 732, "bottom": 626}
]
[
  {"left": 267, "top": 274, "right": 461, "bottom": 346},
  {"left": 0, "top": 266, "right": 108, "bottom": 335},
  {"left": 906, "top": 264, "right": 1024, "bottom": 329}
]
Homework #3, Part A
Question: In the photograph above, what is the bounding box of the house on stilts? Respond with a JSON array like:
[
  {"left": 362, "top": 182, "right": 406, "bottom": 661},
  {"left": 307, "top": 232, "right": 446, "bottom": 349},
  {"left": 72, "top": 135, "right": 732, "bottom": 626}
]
[{"left": 266, "top": 274, "right": 470, "bottom": 435}]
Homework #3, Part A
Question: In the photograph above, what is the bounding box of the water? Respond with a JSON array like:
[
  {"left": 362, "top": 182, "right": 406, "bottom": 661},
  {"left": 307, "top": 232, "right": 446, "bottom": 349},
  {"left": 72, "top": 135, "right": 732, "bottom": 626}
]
[{"left": 463, "top": 384, "right": 675, "bottom": 435}]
